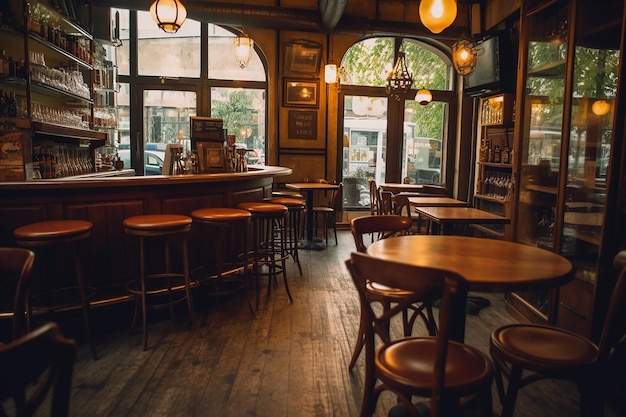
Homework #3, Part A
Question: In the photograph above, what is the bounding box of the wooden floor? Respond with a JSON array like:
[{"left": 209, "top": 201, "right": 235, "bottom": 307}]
[{"left": 52, "top": 230, "right": 597, "bottom": 417}]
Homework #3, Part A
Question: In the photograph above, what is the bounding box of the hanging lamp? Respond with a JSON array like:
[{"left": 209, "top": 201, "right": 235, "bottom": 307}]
[
  {"left": 415, "top": 88, "right": 432, "bottom": 105},
  {"left": 452, "top": 38, "right": 477, "bottom": 76},
  {"left": 591, "top": 100, "right": 611, "bottom": 116},
  {"left": 150, "top": 0, "right": 187, "bottom": 34},
  {"left": 419, "top": 0, "right": 457, "bottom": 34},
  {"left": 386, "top": 51, "right": 413, "bottom": 101},
  {"left": 234, "top": 33, "right": 254, "bottom": 69},
  {"left": 234, "top": 1, "right": 255, "bottom": 69}
]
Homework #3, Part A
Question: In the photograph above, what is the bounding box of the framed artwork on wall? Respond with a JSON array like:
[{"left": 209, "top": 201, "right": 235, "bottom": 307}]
[
  {"left": 283, "top": 79, "right": 319, "bottom": 107},
  {"left": 284, "top": 41, "right": 322, "bottom": 74},
  {"left": 288, "top": 110, "right": 317, "bottom": 140}
]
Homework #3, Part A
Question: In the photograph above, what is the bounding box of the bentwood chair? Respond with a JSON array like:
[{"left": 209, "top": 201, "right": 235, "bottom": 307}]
[
  {"left": 0, "top": 247, "right": 35, "bottom": 342},
  {"left": 368, "top": 178, "right": 381, "bottom": 216},
  {"left": 489, "top": 250, "right": 626, "bottom": 417},
  {"left": 0, "top": 322, "right": 76, "bottom": 417},
  {"left": 313, "top": 182, "right": 342, "bottom": 245},
  {"left": 346, "top": 252, "right": 494, "bottom": 417},
  {"left": 348, "top": 215, "right": 438, "bottom": 371}
]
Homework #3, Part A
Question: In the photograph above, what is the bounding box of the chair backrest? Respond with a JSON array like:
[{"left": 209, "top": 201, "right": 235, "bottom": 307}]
[
  {"left": 0, "top": 247, "right": 35, "bottom": 342},
  {"left": 350, "top": 215, "right": 413, "bottom": 252},
  {"left": 379, "top": 190, "right": 394, "bottom": 215},
  {"left": 345, "top": 252, "right": 465, "bottom": 416},
  {"left": 368, "top": 178, "right": 380, "bottom": 215},
  {"left": 0, "top": 322, "right": 76, "bottom": 417}
]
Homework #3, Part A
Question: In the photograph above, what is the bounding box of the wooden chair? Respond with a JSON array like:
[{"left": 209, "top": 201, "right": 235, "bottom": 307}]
[
  {"left": 0, "top": 247, "right": 35, "bottom": 342},
  {"left": 489, "top": 250, "right": 626, "bottom": 417},
  {"left": 348, "top": 215, "right": 438, "bottom": 371},
  {"left": 368, "top": 178, "right": 381, "bottom": 215},
  {"left": 392, "top": 194, "right": 422, "bottom": 234},
  {"left": 346, "top": 252, "right": 494, "bottom": 417},
  {"left": 313, "top": 182, "right": 343, "bottom": 245},
  {"left": 0, "top": 322, "right": 76, "bottom": 417}
]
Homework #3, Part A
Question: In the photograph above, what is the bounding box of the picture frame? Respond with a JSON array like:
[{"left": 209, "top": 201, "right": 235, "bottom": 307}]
[
  {"left": 283, "top": 79, "right": 319, "bottom": 108},
  {"left": 284, "top": 41, "right": 322, "bottom": 74}
]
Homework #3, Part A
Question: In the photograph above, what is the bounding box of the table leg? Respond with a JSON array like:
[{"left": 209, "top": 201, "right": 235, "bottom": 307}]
[{"left": 299, "top": 189, "right": 325, "bottom": 251}]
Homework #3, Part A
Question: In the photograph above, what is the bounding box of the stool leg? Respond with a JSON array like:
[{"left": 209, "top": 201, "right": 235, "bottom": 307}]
[
  {"left": 279, "top": 217, "right": 293, "bottom": 304},
  {"left": 139, "top": 237, "right": 149, "bottom": 351},
  {"left": 72, "top": 242, "right": 98, "bottom": 360},
  {"left": 182, "top": 237, "right": 196, "bottom": 327}
]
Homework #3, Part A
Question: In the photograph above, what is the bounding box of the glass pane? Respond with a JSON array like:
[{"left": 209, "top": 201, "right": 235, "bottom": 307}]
[
  {"left": 137, "top": 11, "right": 201, "bottom": 78},
  {"left": 115, "top": 8, "right": 130, "bottom": 76},
  {"left": 341, "top": 38, "right": 394, "bottom": 87},
  {"left": 402, "top": 100, "right": 445, "bottom": 184},
  {"left": 342, "top": 95, "right": 388, "bottom": 209},
  {"left": 403, "top": 40, "right": 453, "bottom": 91},
  {"left": 210, "top": 87, "right": 266, "bottom": 164},
  {"left": 141, "top": 90, "right": 197, "bottom": 175},
  {"left": 208, "top": 25, "right": 265, "bottom": 81},
  {"left": 560, "top": 8, "right": 620, "bottom": 283}
]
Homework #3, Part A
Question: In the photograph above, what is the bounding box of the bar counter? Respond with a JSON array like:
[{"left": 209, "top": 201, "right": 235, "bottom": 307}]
[{"left": 0, "top": 165, "right": 292, "bottom": 306}]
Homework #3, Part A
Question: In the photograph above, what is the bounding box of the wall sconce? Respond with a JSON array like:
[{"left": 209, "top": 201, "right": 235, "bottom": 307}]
[
  {"left": 386, "top": 52, "right": 413, "bottom": 101},
  {"left": 150, "top": 0, "right": 187, "bottom": 34},
  {"left": 234, "top": 33, "right": 254, "bottom": 69},
  {"left": 419, "top": 0, "right": 457, "bottom": 34},
  {"left": 452, "top": 38, "right": 477, "bottom": 76},
  {"left": 415, "top": 88, "right": 432, "bottom": 105},
  {"left": 591, "top": 99, "right": 611, "bottom": 116},
  {"left": 325, "top": 64, "right": 338, "bottom": 84}
]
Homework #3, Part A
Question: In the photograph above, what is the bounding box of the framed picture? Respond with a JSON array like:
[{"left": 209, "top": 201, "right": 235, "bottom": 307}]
[
  {"left": 283, "top": 79, "right": 319, "bottom": 107},
  {"left": 284, "top": 41, "right": 322, "bottom": 74}
]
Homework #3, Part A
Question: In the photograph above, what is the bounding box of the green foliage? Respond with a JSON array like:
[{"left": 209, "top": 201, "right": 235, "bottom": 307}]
[{"left": 211, "top": 90, "right": 255, "bottom": 145}]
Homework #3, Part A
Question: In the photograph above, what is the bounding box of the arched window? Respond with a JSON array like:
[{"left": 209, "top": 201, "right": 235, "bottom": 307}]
[{"left": 339, "top": 37, "right": 455, "bottom": 209}]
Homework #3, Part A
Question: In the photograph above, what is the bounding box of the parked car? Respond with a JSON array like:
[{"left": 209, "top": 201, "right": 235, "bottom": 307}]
[{"left": 118, "top": 149, "right": 165, "bottom": 175}]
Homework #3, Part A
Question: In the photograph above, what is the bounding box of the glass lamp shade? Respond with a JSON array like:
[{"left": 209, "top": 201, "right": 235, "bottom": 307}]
[
  {"left": 150, "top": 0, "right": 187, "bottom": 34},
  {"left": 452, "top": 38, "right": 477, "bottom": 76},
  {"left": 234, "top": 34, "right": 254, "bottom": 69},
  {"left": 325, "top": 64, "right": 338, "bottom": 84},
  {"left": 591, "top": 99, "right": 611, "bottom": 116},
  {"left": 415, "top": 88, "right": 433, "bottom": 105},
  {"left": 419, "top": 0, "right": 457, "bottom": 34}
]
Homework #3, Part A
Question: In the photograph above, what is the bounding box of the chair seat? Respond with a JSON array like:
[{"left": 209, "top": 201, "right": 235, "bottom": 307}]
[
  {"left": 378, "top": 337, "right": 493, "bottom": 393},
  {"left": 367, "top": 281, "right": 416, "bottom": 301},
  {"left": 491, "top": 324, "right": 598, "bottom": 370}
]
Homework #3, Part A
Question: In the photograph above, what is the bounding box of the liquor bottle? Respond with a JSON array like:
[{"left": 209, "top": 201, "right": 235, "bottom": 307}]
[
  {"left": 6, "top": 92, "right": 17, "bottom": 117},
  {"left": 493, "top": 145, "right": 501, "bottom": 163}
]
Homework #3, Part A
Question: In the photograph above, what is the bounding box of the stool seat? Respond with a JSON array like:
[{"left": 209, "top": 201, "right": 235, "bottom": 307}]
[
  {"left": 191, "top": 208, "right": 252, "bottom": 222},
  {"left": 123, "top": 214, "right": 192, "bottom": 231},
  {"left": 238, "top": 202, "right": 288, "bottom": 215},
  {"left": 271, "top": 190, "right": 304, "bottom": 199},
  {"left": 14, "top": 220, "right": 92, "bottom": 242},
  {"left": 263, "top": 197, "right": 305, "bottom": 208}
]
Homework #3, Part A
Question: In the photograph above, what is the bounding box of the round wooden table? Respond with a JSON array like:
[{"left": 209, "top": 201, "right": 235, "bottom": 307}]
[{"left": 366, "top": 235, "right": 574, "bottom": 340}]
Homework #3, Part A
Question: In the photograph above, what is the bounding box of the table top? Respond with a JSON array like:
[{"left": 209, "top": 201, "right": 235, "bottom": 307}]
[
  {"left": 415, "top": 206, "right": 510, "bottom": 224},
  {"left": 366, "top": 235, "right": 574, "bottom": 292},
  {"left": 286, "top": 182, "right": 339, "bottom": 191},
  {"left": 408, "top": 196, "right": 467, "bottom": 207},
  {"left": 380, "top": 183, "right": 446, "bottom": 194}
]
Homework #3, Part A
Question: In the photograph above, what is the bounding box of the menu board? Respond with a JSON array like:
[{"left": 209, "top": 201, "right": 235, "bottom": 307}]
[
  {"left": 190, "top": 117, "right": 224, "bottom": 141},
  {"left": 0, "top": 128, "right": 26, "bottom": 181}
]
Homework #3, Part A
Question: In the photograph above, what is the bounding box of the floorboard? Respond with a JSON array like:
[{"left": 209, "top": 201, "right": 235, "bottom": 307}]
[{"left": 25, "top": 229, "right": 615, "bottom": 417}]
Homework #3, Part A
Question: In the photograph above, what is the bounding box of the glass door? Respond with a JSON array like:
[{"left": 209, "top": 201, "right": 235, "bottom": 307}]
[{"left": 342, "top": 95, "right": 388, "bottom": 209}]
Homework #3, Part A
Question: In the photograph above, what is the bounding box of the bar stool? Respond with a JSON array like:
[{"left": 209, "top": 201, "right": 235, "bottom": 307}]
[
  {"left": 271, "top": 190, "right": 303, "bottom": 199},
  {"left": 123, "top": 214, "right": 195, "bottom": 351},
  {"left": 13, "top": 219, "right": 98, "bottom": 360},
  {"left": 190, "top": 207, "right": 253, "bottom": 312},
  {"left": 263, "top": 196, "right": 305, "bottom": 276},
  {"left": 237, "top": 202, "right": 292, "bottom": 310}
]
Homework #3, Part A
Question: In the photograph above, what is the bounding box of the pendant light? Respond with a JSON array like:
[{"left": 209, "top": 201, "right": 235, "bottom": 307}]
[
  {"left": 415, "top": 88, "right": 432, "bottom": 105},
  {"left": 386, "top": 51, "right": 413, "bottom": 101},
  {"left": 234, "top": 34, "right": 254, "bottom": 69},
  {"left": 419, "top": 0, "right": 457, "bottom": 34},
  {"left": 591, "top": 100, "right": 611, "bottom": 116},
  {"left": 234, "top": 1, "right": 254, "bottom": 69},
  {"left": 150, "top": 0, "right": 187, "bottom": 34}
]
